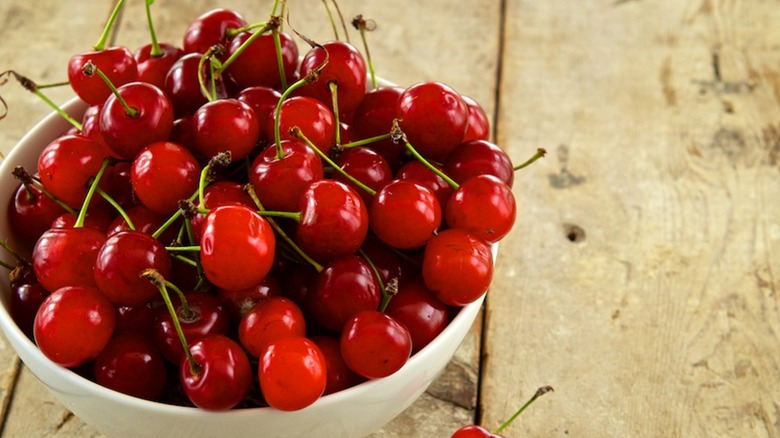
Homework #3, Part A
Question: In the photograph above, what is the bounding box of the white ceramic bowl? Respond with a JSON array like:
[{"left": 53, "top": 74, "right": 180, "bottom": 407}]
[{"left": 0, "top": 97, "right": 490, "bottom": 438}]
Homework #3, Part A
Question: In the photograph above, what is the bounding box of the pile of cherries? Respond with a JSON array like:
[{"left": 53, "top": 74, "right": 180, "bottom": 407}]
[{"left": 3, "top": 1, "right": 526, "bottom": 418}]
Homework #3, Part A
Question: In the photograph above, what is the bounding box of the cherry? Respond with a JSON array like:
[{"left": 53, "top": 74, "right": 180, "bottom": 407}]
[
  {"left": 309, "top": 335, "right": 362, "bottom": 395},
  {"left": 298, "top": 41, "right": 367, "bottom": 115},
  {"left": 98, "top": 81, "right": 175, "bottom": 160},
  {"left": 235, "top": 86, "right": 283, "bottom": 142},
  {"left": 249, "top": 139, "right": 324, "bottom": 213},
  {"left": 103, "top": 161, "right": 136, "bottom": 209},
  {"left": 216, "top": 274, "right": 282, "bottom": 323},
  {"left": 93, "top": 332, "right": 167, "bottom": 400},
  {"left": 224, "top": 30, "right": 298, "bottom": 90},
  {"left": 164, "top": 53, "right": 216, "bottom": 118},
  {"left": 340, "top": 310, "right": 412, "bottom": 379},
  {"left": 192, "top": 98, "right": 260, "bottom": 162},
  {"left": 8, "top": 179, "right": 67, "bottom": 246},
  {"left": 200, "top": 205, "right": 276, "bottom": 291},
  {"left": 32, "top": 227, "right": 107, "bottom": 293},
  {"left": 259, "top": 337, "right": 327, "bottom": 411},
  {"left": 115, "top": 303, "right": 156, "bottom": 336},
  {"left": 461, "top": 95, "right": 491, "bottom": 143},
  {"left": 395, "top": 159, "right": 454, "bottom": 209},
  {"left": 68, "top": 46, "right": 138, "bottom": 106},
  {"left": 296, "top": 180, "right": 369, "bottom": 263},
  {"left": 307, "top": 255, "right": 381, "bottom": 332},
  {"left": 443, "top": 139, "right": 514, "bottom": 188},
  {"left": 445, "top": 174, "right": 516, "bottom": 244},
  {"left": 182, "top": 8, "right": 247, "bottom": 54},
  {"left": 396, "top": 81, "right": 469, "bottom": 161},
  {"left": 131, "top": 141, "right": 201, "bottom": 215},
  {"left": 238, "top": 296, "right": 306, "bottom": 358},
  {"left": 134, "top": 42, "right": 184, "bottom": 90},
  {"left": 359, "top": 236, "right": 404, "bottom": 287},
  {"left": 34, "top": 285, "right": 116, "bottom": 367},
  {"left": 451, "top": 386, "right": 554, "bottom": 438},
  {"left": 8, "top": 260, "right": 49, "bottom": 340},
  {"left": 384, "top": 278, "right": 448, "bottom": 353},
  {"left": 269, "top": 96, "right": 336, "bottom": 154},
  {"left": 333, "top": 146, "right": 393, "bottom": 206},
  {"left": 369, "top": 180, "right": 442, "bottom": 250},
  {"left": 106, "top": 205, "right": 168, "bottom": 237},
  {"left": 94, "top": 230, "right": 172, "bottom": 307},
  {"left": 180, "top": 334, "right": 252, "bottom": 410},
  {"left": 189, "top": 181, "right": 256, "bottom": 242},
  {"left": 352, "top": 86, "right": 406, "bottom": 169},
  {"left": 422, "top": 229, "right": 493, "bottom": 306}
]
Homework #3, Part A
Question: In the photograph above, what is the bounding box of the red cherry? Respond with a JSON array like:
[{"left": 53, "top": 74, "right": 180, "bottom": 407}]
[
  {"left": 94, "top": 332, "right": 167, "bottom": 400},
  {"left": 451, "top": 425, "right": 502, "bottom": 438},
  {"left": 395, "top": 160, "right": 454, "bottom": 209},
  {"left": 461, "top": 95, "right": 491, "bottom": 143},
  {"left": 68, "top": 46, "right": 138, "bottom": 106},
  {"left": 32, "top": 227, "right": 107, "bottom": 293},
  {"left": 340, "top": 310, "right": 412, "bottom": 379},
  {"left": 443, "top": 140, "right": 514, "bottom": 188},
  {"left": 269, "top": 96, "right": 336, "bottom": 154},
  {"left": 189, "top": 181, "right": 256, "bottom": 242},
  {"left": 34, "top": 286, "right": 116, "bottom": 367},
  {"left": 106, "top": 205, "right": 168, "bottom": 237},
  {"left": 131, "top": 141, "right": 201, "bottom": 215},
  {"left": 445, "top": 174, "right": 516, "bottom": 243},
  {"left": 94, "top": 230, "right": 172, "bottom": 307},
  {"left": 333, "top": 146, "right": 393, "bottom": 206},
  {"left": 369, "top": 180, "right": 441, "bottom": 250},
  {"left": 296, "top": 180, "right": 369, "bottom": 263},
  {"left": 164, "top": 53, "right": 215, "bottom": 118},
  {"left": 422, "top": 229, "right": 493, "bottom": 306},
  {"left": 259, "top": 337, "right": 327, "bottom": 411},
  {"left": 192, "top": 98, "right": 260, "bottom": 162},
  {"left": 235, "top": 86, "right": 282, "bottom": 142},
  {"left": 134, "top": 42, "right": 184, "bottom": 89},
  {"left": 216, "top": 274, "right": 282, "bottom": 323},
  {"left": 8, "top": 181, "right": 67, "bottom": 246},
  {"left": 50, "top": 205, "right": 115, "bottom": 233},
  {"left": 225, "top": 31, "right": 298, "bottom": 90},
  {"left": 180, "top": 335, "right": 252, "bottom": 411},
  {"left": 238, "top": 296, "right": 306, "bottom": 358},
  {"left": 396, "top": 81, "right": 469, "bottom": 161},
  {"left": 384, "top": 278, "right": 448, "bottom": 353},
  {"left": 309, "top": 335, "right": 362, "bottom": 395},
  {"left": 9, "top": 263, "right": 49, "bottom": 340},
  {"left": 37, "top": 134, "right": 111, "bottom": 209},
  {"left": 99, "top": 82, "right": 174, "bottom": 160},
  {"left": 298, "top": 41, "right": 367, "bottom": 115},
  {"left": 249, "top": 139, "right": 324, "bottom": 212},
  {"left": 352, "top": 86, "right": 406, "bottom": 169},
  {"left": 182, "top": 9, "right": 247, "bottom": 54},
  {"left": 115, "top": 303, "right": 156, "bottom": 336},
  {"left": 200, "top": 205, "right": 276, "bottom": 291}
]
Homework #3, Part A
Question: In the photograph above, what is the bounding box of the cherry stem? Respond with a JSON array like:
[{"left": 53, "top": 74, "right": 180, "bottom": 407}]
[
  {"left": 0, "top": 240, "right": 25, "bottom": 265},
  {"left": 197, "top": 152, "right": 232, "bottom": 208},
  {"left": 513, "top": 148, "right": 547, "bottom": 171},
  {"left": 292, "top": 126, "right": 377, "bottom": 196},
  {"left": 321, "top": 0, "right": 340, "bottom": 40},
  {"left": 171, "top": 254, "right": 198, "bottom": 267},
  {"left": 12, "top": 166, "right": 77, "bottom": 216},
  {"left": 82, "top": 61, "right": 138, "bottom": 117},
  {"left": 144, "top": 0, "right": 162, "bottom": 57},
  {"left": 219, "top": 20, "right": 274, "bottom": 73},
  {"left": 256, "top": 210, "right": 302, "bottom": 221},
  {"left": 331, "top": 0, "right": 350, "bottom": 44},
  {"left": 243, "top": 184, "right": 324, "bottom": 273},
  {"left": 74, "top": 159, "right": 111, "bottom": 229},
  {"left": 0, "top": 71, "right": 83, "bottom": 131},
  {"left": 352, "top": 15, "right": 377, "bottom": 89},
  {"left": 329, "top": 81, "right": 341, "bottom": 145},
  {"left": 141, "top": 269, "right": 201, "bottom": 374},
  {"left": 151, "top": 191, "right": 198, "bottom": 240},
  {"left": 165, "top": 245, "right": 200, "bottom": 252},
  {"left": 358, "top": 248, "right": 396, "bottom": 312},
  {"left": 197, "top": 45, "right": 224, "bottom": 102},
  {"left": 272, "top": 27, "right": 288, "bottom": 91},
  {"left": 392, "top": 120, "right": 460, "bottom": 190},
  {"left": 493, "top": 386, "right": 554, "bottom": 434},
  {"left": 0, "top": 259, "right": 13, "bottom": 271},
  {"left": 94, "top": 185, "right": 135, "bottom": 231},
  {"left": 94, "top": 0, "right": 126, "bottom": 51},
  {"left": 341, "top": 133, "right": 392, "bottom": 149},
  {"left": 272, "top": 68, "right": 324, "bottom": 158}
]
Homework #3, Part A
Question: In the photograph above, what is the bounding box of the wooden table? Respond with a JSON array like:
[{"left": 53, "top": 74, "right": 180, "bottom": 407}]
[{"left": 1, "top": 0, "right": 778, "bottom": 436}]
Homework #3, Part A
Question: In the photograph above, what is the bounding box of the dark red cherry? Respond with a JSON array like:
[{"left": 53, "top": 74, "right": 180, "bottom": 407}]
[
  {"left": 180, "top": 335, "right": 252, "bottom": 411},
  {"left": 298, "top": 41, "right": 367, "bottom": 115},
  {"left": 9, "top": 263, "right": 49, "bottom": 340},
  {"left": 443, "top": 140, "right": 514, "bottom": 188},
  {"left": 235, "top": 86, "right": 282, "bottom": 142},
  {"left": 259, "top": 337, "right": 327, "bottom": 411},
  {"left": 269, "top": 96, "right": 336, "bottom": 154},
  {"left": 309, "top": 335, "right": 362, "bottom": 395},
  {"left": 422, "top": 229, "right": 493, "bottom": 307},
  {"left": 249, "top": 139, "right": 324, "bottom": 213},
  {"left": 134, "top": 42, "right": 185, "bottom": 89},
  {"left": 369, "top": 180, "right": 441, "bottom": 250},
  {"left": 8, "top": 181, "right": 67, "bottom": 246},
  {"left": 225, "top": 31, "right": 298, "bottom": 90},
  {"left": 131, "top": 141, "right": 201, "bottom": 215},
  {"left": 352, "top": 86, "right": 406, "bottom": 170},
  {"left": 164, "top": 53, "right": 216, "bottom": 118},
  {"left": 333, "top": 146, "right": 393, "bottom": 205},
  {"left": 192, "top": 98, "right": 260, "bottom": 162},
  {"left": 94, "top": 332, "right": 167, "bottom": 400},
  {"left": 384, "top": 278, "right": 448, "bottom": 353},
  {"left": 68, "top": 46, "right": 138, "bottom": 106},
  {"left": 445, "top": 174, "right": 516, "bottom": 244},
  {"left": 32, "top": 227, "right": 107, "bottom": 293},
  {"left": 115, "top": 304, "right": 156, "bottom": 336},
  {"left": 340, "top": 310, "right": 412, "bottom": 379},
  {"left": 182, "top": 8, "right": 247, "bottom": 54}
]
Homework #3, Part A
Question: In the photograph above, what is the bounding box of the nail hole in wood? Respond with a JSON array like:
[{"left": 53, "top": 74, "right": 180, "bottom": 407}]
[{"left": 564, "top": 224, "right": 585, "bottom": 243}]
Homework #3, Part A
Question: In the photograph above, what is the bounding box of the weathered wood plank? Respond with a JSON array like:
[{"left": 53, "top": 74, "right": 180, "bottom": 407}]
[{"left": 483, "top": 0, "right": 780, "bottom": 436}]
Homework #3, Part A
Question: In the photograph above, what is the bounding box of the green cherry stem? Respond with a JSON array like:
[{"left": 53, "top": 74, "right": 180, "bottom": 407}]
[
  {"left": 321, "top": 0, "right": 340, "bottom": 40},
  {"left": 493, "top": 386, "right": 555, "bottom": 434},
  {"left": 197, "top": 45, "right": 224, "bottom": 102},
  {"left": 12, "top": 166, "right": 77, "bottom": 216},
  {"left": 219, "top": 20, "right": 274, "bottom": 72},
  {"left": 392, "top": 120, "right": 459, "bottom": 190},
  {"left": 197, "top": 151, "right": 232, "bottom": 208},
  {"left": 272, "top": 27, "right": 288, "bottom": 91},
  {"left": 144, "top": 0, "right": 163, "bottom": 56},
  {"left": 82, "top": 61, "right": 138, "bottom": 117},
  {"left": 340, "top": 132, "right": 392, "bottom": 149},
  {"left": 74, "top": 159, "right": 111, "bottom": 229},
  {"left": 331, "top": 0, "right": 350, "bottom": 44},
  {"left": 151, "top": 191, "right": 199, "bottom": 240},
  {"left": 329, "top": 81, "right": 341, "bottom": 145},
  {"left": 1, "top": 71, "right": 83, "bottom": 131},
  {"left": 513, "top": 147, "right": 547, "bottom": 171},
  {"left": 352, "top": 15, "right": 377, "bottom": 89},
  {"left": 0, "top": 240, "right": 25, "bottom": 265},
  {"left": 94, "top": 185, "right": 135, "bottom": 231},
  {"left": 358, "top": 248, "right": 397, "bottom": 312},
  {"left": 94, "top": 0, "right": 126, "bottom": 51},
  {"left": 165, "top": 245, "right": 200, "bottom": 252},
  {"left": 291, "top": 126, "right": 376, "bottom": 196}
]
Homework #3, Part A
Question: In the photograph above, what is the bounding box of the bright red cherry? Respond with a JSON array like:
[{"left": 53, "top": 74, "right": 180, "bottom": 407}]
[
  {"left": 182, "top": 8, "right": 247, "bottom": 54},
  {"left": 298, "top": 41, "right": 367, "bottom": 115},
  {"left": 180, "top": 335, "right": 252, "bottom": 411},
  {"left": 395, "top": 160, "right": 454, "bottom": 209},
  {"left": 249, "top": 139, "right": 324, "bottom": 213},
  {"left": 225, "top": 31, "right": 298, "bottom": 90},
  {"left": 37, "top": 134, "right": 111, "bottom": 209},
  {"left": 68, "top": 46, "right": 138, "bottom": 106},
  {"left": 189, "top": 181, "right": 256, "bottom": 242},
  {"left": 269, "top": 96, "right": 336, "bottom": 154},
  {"left": 384, "top": 278, "right": 449, "bottom": 353},
  {"left": 238, "top": 296, "right": 306, "bottom": 358},
  {"left": 422, "top": 229, "right": 493, "bottom": 306},
  {"left": 216, "top": 274, "right": 282, "bottom": 323},
  {"left": 164, "top": 53, "right": 215, "bottom": 118},
  {"left": 369, "top": 180, "right": 441, "bottom": 250},
  {"left": 259, "top": 337, "right": 327, "bottom": 411},
  {"left": 131, "top": 141, "right": 201, "bottom": 215},
  {"left": 235, "top": 86, "right": 282, "bottom": 142},
  {"left": 32, "top": 227, "right": 107, "bottom": 293},
  {"left": 461, "top": 95, "right": 491, "bottom": 143},
  {"left": 445, "top": 174, "right": 516, "bottom": 244},
  {"left": 34, "top": 285, "right": 116, "bottom": 367},
  {"left": 340, "top": 310, "right": 412, "bottom": 379},
  {"left": 94, "top": 332, "right": 167, "bottom": 400},
  {"left": 200, "top": 205, "right": 276, "bottom": 291},
  {"left": 451, "top": 425, "right": 503, "bottom": 438},
  {"left": 134, "top": 42, "right": 184, "bottom": 89},
  {"left": 443, "top": 140, "right": 514, "bottom": 188},
  {"left": 192, "top": 98, "right": 260, "bottom": 162}
]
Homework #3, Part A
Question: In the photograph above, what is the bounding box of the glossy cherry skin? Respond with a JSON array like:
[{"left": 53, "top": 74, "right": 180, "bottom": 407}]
[
  {"left": 134, "top": 42, "right": 185, "bottom": 89},
  {"left": 249, "top": 139, "right": 324, "bottom": 212},
  {"left": 238, "top": 296, "right": 306, "bottom": 358},
  {"left": 298, "top": 41, "right": 367, "bottom": 115},
  {"left": 384, "top": 278, "right": 449, "bottom": 353},
  {"left": 180, "top": 335, "right": 252, "bottom": 411},
  {"left": 235, "top": 86, "right": 282, "bottom": 142},
  {"left": 225, "top": 31, "right": 298, "bottom": 90},
  {"left": 164, "top": 53, "right": 215, "bottom": 118},
  {"left": 359, "top": 236, "right": 405, "bottom": 286},
  {"left": 216, "top": 274, "right": 282, "bottom": 323},
  {"left": 352, "top": 86, "right": 406, "bottom": 169},
  {"left": 94, "top": 332, "right": 167, "bottom": 400},
  {"left": 153, "top": 291, "right": 230, "bottom": 364},
  {"left": 422, "top": 229, "right": 493, "bottom": 306},
  {"left": 115, "top": 303, "right": 156, "bottom": 336},
  {"left": 189, "top": 181, "right": 256, "bottom": 242},
  {"left": 340, "top": 310, "right": 412, "bottom": 379},
  {"left": 94, "top": 230, "right": 172, "bottom": 307},
  {"left": 37, "top": 133, "right": 111, "bottom": 209},
  {"left": 68, "top": 46, "right": 138, "bottom": 106},
  {"left": 451, "top": 425, "right": 503, "bottom": 438},
  {"left": 296, "top": 180, "right": 369, "bottom": 263},
  {"left": 49, "top": 205, "right": 115, "bottom": 233},
  {"left": 99, "top": 82, "right": 174, "bottom": 160},
  {"left": 34, "top": 286, "right": 116, "bottom": 367},
  {"left": 32, "top": 227, "right": 107, "bottom": 293},
  {"left": 444, "top": 139, "right": 514, "bottom": 188},
  {"left": 395, "top": 160, "right": 454, "bottom": 209},
  {"left": 131, "top": 141, "right": 201, "bottom": 215},
  {"left": 445, "top": 174, "right": 516, "bottom": 244},
  {"left": 334, "top": 146, "right": 393, "bottom": 206},
  {"left": 182, "top": 8, "right": 247, "bottom": 54},
  {"left": 269, "top": 96, "right": 336, "bottom": 154},
  {"left": 307, "top": 255, "right": 381, "bottom": 332},
  {"left": 259, "top": 337, "right": 327, "bottom": 411},
  {"left": 8, "top": 181, "right": 67, "bottom": 246},
  {"left": 192, "top": 98, "right": 260, "bottom": 162},
  {"left": 369, "top": 180, "right": 442, "bottom": 250},
  {"left": 9, "top": 264, "right": 49, "bottom": 340},
  {"left": 397, "top": 81, "right": 469, "bottom": 161},
  {"left": 200, "top": 205, "right": 276, "bottom": 291},
  {"left": 310, "top": 335, "right": 362, "bottom": 395},
  {"left": 461, "top": 95, "right": 491, "bottom": 143},
  {"left": 106, "top": 205, "right": 168, "bottom": 237}
]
